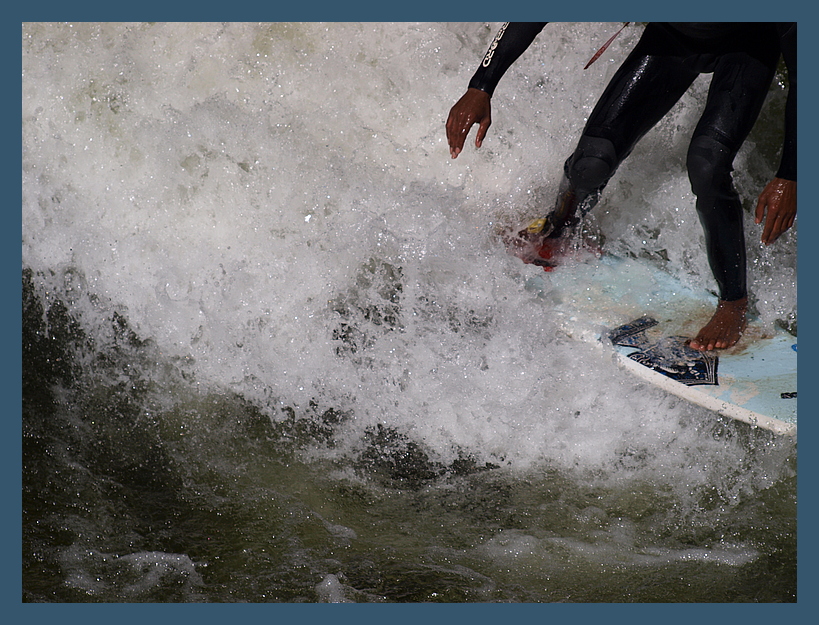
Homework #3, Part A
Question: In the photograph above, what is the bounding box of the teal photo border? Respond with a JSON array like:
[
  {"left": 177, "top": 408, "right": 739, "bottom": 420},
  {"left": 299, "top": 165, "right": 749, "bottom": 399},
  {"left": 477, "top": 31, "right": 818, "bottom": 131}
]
[{"left": 11, "top": 2, "right": 813, "bottom": 622}]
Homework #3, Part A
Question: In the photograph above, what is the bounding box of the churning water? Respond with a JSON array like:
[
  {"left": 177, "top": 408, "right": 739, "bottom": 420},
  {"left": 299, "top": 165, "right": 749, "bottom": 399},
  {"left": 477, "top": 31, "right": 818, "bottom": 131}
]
[{"left": 22, "top": 22, "right": 796, "bottom": 602}]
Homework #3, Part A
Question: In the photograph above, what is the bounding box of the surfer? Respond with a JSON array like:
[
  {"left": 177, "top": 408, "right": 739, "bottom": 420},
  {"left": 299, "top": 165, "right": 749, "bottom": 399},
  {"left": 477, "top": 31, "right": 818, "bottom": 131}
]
[{"left": 446, "top": 23, "right": 797, "bottom": 351}]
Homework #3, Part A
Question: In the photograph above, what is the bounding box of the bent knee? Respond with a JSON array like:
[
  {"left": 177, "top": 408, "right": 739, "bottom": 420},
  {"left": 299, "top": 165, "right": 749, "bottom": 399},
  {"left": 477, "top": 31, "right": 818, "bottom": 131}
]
[
  {"left": 686, "top": 135, "right": 736, "bottom": 199},
  {"left": 566, "top": 136, "right": 617, "bottom": 192}
]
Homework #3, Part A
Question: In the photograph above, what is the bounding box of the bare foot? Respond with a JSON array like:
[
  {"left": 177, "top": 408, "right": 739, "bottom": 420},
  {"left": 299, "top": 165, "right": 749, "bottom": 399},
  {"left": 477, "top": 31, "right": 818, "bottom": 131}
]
[{"left": 689, "top": 297, "right": 748, "bottom": 351}]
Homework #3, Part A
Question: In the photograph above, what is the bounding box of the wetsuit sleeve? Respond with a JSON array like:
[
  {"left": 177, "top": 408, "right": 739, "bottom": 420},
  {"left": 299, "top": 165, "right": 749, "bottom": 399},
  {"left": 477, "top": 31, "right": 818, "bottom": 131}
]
[
  {"left": 776, "top": 22, "right": 796, "bottom": 181},
  {"left": 468, "top": 22, "right": 547, "bottom": 96}
]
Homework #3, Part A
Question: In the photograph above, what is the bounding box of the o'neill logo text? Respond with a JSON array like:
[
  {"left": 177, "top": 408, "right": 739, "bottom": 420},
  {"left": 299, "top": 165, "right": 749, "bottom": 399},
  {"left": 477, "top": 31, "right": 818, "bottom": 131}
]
[{"left": 482, "top": 22, "right": 509, "bottom": 67}]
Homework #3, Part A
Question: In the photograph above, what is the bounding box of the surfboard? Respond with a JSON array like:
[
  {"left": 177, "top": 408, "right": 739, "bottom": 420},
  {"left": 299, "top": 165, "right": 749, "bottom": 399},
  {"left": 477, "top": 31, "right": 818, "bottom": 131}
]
[{"left": 524, "top": 252, "right": 797, "bottom": 436}]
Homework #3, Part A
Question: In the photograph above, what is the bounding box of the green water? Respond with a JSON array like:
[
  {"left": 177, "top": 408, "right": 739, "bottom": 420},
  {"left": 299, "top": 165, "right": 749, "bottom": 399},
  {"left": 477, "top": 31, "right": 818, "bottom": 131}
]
[{"left": 22, "top": 271, "right": 796, "bottom": 603}]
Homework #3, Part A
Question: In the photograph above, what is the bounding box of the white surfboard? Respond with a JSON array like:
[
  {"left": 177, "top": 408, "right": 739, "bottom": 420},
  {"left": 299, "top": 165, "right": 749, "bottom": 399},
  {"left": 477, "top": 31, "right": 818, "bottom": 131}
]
[{"left": 525, "top": 253, "right": 797, "bottom": 436}]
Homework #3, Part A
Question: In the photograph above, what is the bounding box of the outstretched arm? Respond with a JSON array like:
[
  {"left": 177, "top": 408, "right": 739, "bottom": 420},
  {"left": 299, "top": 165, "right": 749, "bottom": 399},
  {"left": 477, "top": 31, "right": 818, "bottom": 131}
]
[{"left": 445, "top": 22, "right": 546, "bottom": 159}]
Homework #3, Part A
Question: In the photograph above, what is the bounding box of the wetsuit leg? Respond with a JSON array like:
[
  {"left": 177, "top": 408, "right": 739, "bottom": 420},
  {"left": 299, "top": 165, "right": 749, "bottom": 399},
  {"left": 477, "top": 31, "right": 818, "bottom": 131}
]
[
  {"left": 686, "top": 50, "right": 779, "bottom": 301},
  {"left": 687, "top": 135, "right": 747, "bottom": 300},
  {"left": 547, "top": 48, "right": 700, "bottom": 236}
]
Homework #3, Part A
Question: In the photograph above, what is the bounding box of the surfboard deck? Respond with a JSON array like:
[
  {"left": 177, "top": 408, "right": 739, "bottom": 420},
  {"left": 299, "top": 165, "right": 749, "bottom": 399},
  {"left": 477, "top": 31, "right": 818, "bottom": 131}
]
[{"left": 524, "top": 252, "right": 797, "bottom": 436}]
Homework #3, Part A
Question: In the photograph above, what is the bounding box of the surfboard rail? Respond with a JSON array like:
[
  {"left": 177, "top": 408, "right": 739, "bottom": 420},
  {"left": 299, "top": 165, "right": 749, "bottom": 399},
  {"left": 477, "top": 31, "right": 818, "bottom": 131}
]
[
  {"left": 524, "top": 253, "right": 797, "bottom": 437},
  {"left": 613, "top": 350, "right": 796, "bottom": 436}
]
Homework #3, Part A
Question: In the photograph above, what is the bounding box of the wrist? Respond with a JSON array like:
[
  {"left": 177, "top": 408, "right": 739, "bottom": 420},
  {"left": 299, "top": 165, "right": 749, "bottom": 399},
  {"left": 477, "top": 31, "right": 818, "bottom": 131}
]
[{"left": 466, "top": 86, "right": 491, "bottom": 98}]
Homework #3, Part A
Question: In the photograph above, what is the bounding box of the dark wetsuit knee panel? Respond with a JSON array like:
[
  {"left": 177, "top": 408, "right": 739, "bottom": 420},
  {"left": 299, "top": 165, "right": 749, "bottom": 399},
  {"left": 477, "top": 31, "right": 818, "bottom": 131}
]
[
  {"left": 686, "top": 135, "right": 736, "bottom": 199},
  {"left": 686, "top": 135, "right": 747, "bottom": 301},
  {"left": 546, "top": 136, "right": 618, "bottom": 232},
  {"left": 565, "top": 136, "right": 618, "bottom": 193}
]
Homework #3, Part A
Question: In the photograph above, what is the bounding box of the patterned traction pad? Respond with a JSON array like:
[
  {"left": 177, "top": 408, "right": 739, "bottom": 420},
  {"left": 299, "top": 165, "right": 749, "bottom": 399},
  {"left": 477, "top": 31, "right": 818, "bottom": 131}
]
[{"left": 607, "top": 316, "right": 718, "bottom": 386}]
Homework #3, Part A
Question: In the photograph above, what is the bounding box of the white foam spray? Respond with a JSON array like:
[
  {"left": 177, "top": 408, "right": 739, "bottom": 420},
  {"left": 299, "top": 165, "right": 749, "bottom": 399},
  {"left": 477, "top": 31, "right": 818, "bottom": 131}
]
[{"left": 23, "top": 22, "right": 796, "bottom": 491}]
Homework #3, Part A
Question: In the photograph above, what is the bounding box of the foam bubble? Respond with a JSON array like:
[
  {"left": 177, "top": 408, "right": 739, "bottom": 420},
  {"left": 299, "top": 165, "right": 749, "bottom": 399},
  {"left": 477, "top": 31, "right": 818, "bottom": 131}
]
[{"left": 315, "top": 574, "right": 352, "bottom": 603}]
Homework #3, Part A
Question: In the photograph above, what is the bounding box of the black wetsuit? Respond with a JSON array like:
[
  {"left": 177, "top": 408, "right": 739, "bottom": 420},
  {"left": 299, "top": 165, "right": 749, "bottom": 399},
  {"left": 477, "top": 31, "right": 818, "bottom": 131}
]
[{"left": 469, "top": 22, "right": 797, "bottom": 302}]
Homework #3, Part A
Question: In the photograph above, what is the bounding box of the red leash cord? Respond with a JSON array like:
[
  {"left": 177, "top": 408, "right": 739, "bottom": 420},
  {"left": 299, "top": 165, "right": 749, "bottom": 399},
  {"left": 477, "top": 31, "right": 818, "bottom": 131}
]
[{"left": 584, "top": 22, "right": 630, "bottom": 69}]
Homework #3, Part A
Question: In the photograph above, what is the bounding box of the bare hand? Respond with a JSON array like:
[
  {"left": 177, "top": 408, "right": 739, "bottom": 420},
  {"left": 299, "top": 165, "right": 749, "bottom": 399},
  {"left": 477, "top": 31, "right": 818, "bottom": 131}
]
[
  {"left": 445, "top": 88, "right": 492, "bottom": 159},
  {"left": 755, "top": 177, "right": 796, "bottom": 245}
]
